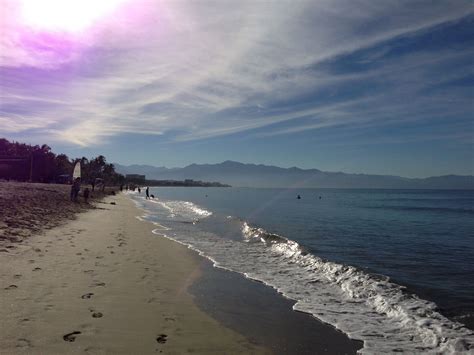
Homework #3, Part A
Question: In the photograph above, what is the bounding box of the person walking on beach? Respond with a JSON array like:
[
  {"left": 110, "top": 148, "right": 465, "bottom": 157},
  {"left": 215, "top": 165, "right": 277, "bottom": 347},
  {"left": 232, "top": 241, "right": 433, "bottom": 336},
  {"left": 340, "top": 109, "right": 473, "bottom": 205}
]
[{"left": 145, "top": 186, "right": 150, "bottom": 200}]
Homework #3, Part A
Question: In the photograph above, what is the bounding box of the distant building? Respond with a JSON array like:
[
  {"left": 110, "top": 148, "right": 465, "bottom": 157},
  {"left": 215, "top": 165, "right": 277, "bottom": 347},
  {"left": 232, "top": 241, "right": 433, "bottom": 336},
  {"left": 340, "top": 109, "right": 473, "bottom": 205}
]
[{"left": 126, "top": 174, "right": 146, "bottom": 183}]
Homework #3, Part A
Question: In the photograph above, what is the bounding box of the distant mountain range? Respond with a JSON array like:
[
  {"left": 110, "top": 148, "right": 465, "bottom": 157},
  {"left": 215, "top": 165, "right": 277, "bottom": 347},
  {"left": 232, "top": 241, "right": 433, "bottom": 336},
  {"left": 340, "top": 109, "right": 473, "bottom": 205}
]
[{"left": 114, "top": 161, "right": 474, "bottom": 189}]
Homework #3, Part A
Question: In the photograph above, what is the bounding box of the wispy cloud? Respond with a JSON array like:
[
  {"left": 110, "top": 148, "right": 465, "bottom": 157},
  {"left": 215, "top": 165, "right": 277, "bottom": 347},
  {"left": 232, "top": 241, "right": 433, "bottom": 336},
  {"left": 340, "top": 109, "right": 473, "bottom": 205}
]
[{"left": 0, "top": 0, "right": 473, "bottom": 148}]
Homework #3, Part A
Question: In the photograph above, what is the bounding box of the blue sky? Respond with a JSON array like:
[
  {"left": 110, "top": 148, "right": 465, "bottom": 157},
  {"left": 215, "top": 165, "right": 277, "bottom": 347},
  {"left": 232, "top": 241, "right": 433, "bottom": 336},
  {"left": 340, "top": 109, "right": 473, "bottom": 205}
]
[{"left": 1, "top": 0, "right": 473, "bottom": 177}]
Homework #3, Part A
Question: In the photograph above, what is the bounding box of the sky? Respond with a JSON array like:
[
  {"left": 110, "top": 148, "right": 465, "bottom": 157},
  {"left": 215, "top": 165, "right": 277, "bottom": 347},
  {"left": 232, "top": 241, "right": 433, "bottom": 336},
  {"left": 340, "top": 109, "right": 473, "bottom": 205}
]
[{"left": 0, "top": 0, "right": 473, "bottom": 178}]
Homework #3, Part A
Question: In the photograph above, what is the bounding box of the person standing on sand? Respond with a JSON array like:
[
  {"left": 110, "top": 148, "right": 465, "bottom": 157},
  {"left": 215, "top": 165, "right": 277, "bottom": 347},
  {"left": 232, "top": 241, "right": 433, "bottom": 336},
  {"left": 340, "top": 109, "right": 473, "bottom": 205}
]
[
  {"left": 71, "top": 178, "right": 81, "bottom": 202},
  {"left": 70, "top": 183, "right": 75, "bottom": 202},
  {"left": 145, "top": 187, "right": 150, "bottom": 199}
]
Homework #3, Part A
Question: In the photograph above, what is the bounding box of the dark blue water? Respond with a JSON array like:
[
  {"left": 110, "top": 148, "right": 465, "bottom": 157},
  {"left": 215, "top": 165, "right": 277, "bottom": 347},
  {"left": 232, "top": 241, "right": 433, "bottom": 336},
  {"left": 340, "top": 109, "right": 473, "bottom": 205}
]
[{"left": 147, "top": 187, "right": 474, "bottom": 327}]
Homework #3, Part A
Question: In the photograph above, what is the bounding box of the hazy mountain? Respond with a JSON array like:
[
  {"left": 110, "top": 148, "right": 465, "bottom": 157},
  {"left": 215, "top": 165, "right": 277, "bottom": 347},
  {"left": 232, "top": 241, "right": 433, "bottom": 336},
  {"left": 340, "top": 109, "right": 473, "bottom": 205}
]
[
  {"left": 113, "top": 164, "right": 169, "bottom": 177},
  {"left": 114, "top": 161, "right": 474, "bottom": 189}
]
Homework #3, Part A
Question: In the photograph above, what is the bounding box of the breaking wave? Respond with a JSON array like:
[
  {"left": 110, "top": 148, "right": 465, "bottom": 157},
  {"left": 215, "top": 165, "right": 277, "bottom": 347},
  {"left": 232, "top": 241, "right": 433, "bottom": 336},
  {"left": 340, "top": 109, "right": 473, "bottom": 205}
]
[{"left": 242, "top": 223, "right": 474, "bottom": 354}]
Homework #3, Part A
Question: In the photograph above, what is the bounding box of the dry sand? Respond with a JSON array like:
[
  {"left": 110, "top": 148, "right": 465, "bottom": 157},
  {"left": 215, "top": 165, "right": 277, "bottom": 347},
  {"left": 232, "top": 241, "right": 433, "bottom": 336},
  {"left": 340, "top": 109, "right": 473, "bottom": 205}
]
[
  {"left": 0, "top": 192, "right": 266, "bottom": 354},
  {"left": 0, "top": 182, "right": 114, "bottom": 250}
]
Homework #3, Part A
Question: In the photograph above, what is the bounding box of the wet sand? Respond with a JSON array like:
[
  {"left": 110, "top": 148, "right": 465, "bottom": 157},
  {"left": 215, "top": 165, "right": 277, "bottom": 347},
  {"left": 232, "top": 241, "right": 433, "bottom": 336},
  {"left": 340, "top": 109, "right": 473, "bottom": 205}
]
[{"left": 191, "top": 261, "right": 363, "bottom": 354}]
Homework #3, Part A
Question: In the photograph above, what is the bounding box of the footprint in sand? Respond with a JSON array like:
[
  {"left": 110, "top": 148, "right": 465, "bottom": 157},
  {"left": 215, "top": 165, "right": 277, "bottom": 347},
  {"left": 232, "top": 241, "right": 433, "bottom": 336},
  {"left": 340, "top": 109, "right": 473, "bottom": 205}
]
[
  {"left": 63, "top": 331, "right": 81, "bottom": 342},
  {"left": 92, "top": 282, "right": 106, "bottom": 287},
  {"left": 81, "top": 293, "right": 94, "bottom": 299},
  {"left": 147, "top": 297, "right": 162, "bottom": 304},
  {"left": 84, "top": 346, "right": 102, "bottom": 353},
  {"left": 14, "top": 274, "right": 22, "bottom": 279},
  {"left": 16, "top": 338, "right": 32, "bottom": 348},
  {"left": 5, "top": 284, "right": 18, "bottom": 290},
  {"left": 92, "top": 312, "right": 103, "bottom": 318},
  {"left": 156, "top": 334, "right": 168, "bottom": 344},
  {"left": 33, "top": 267, "right": 42, "bottom": 271}
]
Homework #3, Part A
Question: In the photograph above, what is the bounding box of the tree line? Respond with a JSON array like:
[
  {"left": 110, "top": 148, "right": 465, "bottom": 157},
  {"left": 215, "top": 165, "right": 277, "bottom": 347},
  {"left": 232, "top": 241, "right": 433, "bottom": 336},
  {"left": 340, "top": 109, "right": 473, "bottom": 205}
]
[{"left": 0, "top": 138, "right": 124, "bottom": 185}]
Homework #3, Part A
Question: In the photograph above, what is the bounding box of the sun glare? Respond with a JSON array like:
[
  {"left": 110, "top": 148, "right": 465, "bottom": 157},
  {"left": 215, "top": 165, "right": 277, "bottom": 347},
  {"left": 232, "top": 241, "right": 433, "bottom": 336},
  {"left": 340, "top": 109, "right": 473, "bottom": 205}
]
[{"left": 19, "top": 0, "right": 128, "bottom": 33}]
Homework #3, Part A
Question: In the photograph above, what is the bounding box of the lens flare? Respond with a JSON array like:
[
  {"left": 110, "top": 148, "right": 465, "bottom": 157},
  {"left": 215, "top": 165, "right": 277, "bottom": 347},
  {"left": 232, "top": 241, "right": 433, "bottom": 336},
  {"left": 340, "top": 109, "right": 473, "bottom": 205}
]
[{"left": 19, "top": 0, "right": 128, "bottom": 33}]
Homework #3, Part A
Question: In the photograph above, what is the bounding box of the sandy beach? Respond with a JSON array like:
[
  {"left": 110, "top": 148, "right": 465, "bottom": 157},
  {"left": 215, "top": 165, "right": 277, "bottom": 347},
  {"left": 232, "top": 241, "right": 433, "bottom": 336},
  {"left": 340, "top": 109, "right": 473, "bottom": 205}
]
[
  {"left": 0, "top": 191, "right": 266, "bottom": 354},
  {"left": 0, "top": 182, "right": 114, "bottom": 250}
]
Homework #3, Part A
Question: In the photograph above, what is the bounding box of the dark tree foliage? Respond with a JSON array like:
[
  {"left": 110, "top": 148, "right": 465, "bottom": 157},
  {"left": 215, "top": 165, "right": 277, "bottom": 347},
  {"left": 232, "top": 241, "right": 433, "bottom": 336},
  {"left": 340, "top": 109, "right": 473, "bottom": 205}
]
[
  {"left": 0, "top": 138, "right": 124, "bottom": 185},
  {"left": 80, "top": 155, "right": 125, "bottom": 187}
]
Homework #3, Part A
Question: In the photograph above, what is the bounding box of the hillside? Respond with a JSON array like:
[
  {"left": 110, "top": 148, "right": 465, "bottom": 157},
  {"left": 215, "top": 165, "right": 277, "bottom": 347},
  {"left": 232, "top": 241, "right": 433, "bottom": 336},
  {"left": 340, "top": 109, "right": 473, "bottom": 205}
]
[{"left": 115, "top": 161, "right": 474, "bottom": 189}]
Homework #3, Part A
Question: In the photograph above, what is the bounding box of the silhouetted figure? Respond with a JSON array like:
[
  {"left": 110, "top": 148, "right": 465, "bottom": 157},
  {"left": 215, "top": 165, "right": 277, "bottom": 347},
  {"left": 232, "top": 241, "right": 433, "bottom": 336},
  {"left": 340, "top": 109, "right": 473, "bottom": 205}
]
[
  {"left": 145, "top": 187, "right": 150, "bottom": 200},
  {"left": 297, "top": 194, "right": 301, "bottom": 199},
  {"left": 138, "top": 187, "right": 141, "bottom": 194},
  {"left": 83, "top": 187, "right": 90, "bottom": 203},
  {"left": 71, "top": 178, "right": 81, "bottom": 202},
  {"left": 120, "top": 184, "right": 123, "bottom": 192}
]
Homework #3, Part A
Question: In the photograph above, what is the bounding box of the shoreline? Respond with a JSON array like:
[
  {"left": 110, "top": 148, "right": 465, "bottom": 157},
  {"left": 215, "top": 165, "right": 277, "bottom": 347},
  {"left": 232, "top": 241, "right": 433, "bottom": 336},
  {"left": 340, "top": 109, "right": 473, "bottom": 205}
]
[
  {"left": 191, "top": 260, "right": 363, "bottom": 354},
  {"left": 1, "top": 188, "right": 361, "bottom": 353},
  {"left": 133, "top": 192, "right": 363, "bottom": 353},
  {"left": 0, "top": 193, "right": 266, "bottom": 353}
]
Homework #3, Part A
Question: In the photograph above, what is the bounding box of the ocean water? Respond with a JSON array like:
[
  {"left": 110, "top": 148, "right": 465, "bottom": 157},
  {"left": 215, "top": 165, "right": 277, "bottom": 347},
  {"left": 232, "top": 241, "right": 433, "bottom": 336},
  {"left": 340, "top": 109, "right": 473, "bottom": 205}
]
[{"left": 130, "top": 188, "right": 474, "bottom": 353}]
